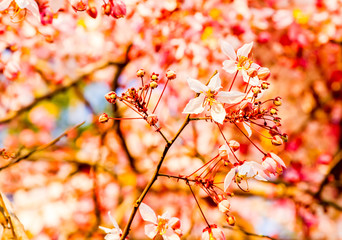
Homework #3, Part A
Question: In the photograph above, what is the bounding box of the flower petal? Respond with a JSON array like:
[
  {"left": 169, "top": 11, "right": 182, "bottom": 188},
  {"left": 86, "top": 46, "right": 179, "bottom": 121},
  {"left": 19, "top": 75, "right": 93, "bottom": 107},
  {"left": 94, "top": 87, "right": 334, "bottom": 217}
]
[
  {"left": 270, "top": 152, "right": 286, "bottom": 168},
  {"left": 221, "top": 40, "right": 237, "bottom": 60},
  {"left": 163, "top": 229, "right": 181, "bottom": 240},
  {"left": 161, "top": 211, "right": 171, "bottom": 219},
  {"left": 224, "top": 168, "right": 236, "bottom": 191},
  {"left": 211, "top": 102, "right": 225, "bottom": 124},
  {"left": 15, "top": 0, "right": 29, "bottom": 8},
  {"left": 241, "top": 70, "right": 250, "bottom": 83},
  {"left": 216, "top": 91, "right": 245, "bottom": 104},
  {"left": 182, "top": 94, "right": 205, "bottom": 114},
  {"left": 187, "top": 77, "right": 208, "bottom": 93},
  {"left": 145, "top": 224, "right": 158, "bottom": 239},
  {"left": 0, "top": 0, "right": 12, "bottom": 11},
  {"left": 108, "top": 212, "right": 121, "bottom": 234},
  {"left": 237, "top": 42, "right": 253, "bottom": 57},
  {"left": 49, "top": 0, "right": 64, "bottom": 12},
  {"left": 249, "top": 76, "right": 260, "bottom": 86},
  {"left": 26, "top": 0, "right": 40, "bottom": 21},
  {"left": 207, "top": 73, "right": 222, "bottom": 92},
  {"left": 222, "top": 60, "right": 237, "bottom": 74},
  {"left": 139, "top": 203, "right": 157, "bottom": 223},
  {"left": 99, "top": 226, "right": 113, "bottom": 234},
  {"left": 242, "top": 122, "right": 252, "bottom": 137}
]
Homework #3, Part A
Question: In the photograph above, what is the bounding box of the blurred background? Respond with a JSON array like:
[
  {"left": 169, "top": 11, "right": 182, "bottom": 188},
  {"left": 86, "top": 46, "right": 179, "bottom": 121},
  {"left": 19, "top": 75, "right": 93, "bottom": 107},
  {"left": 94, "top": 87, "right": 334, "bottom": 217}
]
[{"left": 0, "top": 0, "right": 342, "bottom": 239}]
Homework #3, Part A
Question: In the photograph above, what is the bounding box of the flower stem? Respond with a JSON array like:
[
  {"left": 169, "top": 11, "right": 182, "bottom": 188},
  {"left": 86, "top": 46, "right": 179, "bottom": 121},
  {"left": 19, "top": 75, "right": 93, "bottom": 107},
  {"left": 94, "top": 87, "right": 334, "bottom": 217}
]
[
  {"left": 229, "top": 71, "right": 239, "bottom": 91},
  {"left": 152, "top": 79, "right": 169, "bottom": 114}
]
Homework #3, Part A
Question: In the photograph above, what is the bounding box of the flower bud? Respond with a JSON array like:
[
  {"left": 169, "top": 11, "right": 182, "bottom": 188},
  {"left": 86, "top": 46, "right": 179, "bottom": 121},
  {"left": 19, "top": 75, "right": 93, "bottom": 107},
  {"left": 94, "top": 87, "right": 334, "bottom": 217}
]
[
  {"left": 105, "top": 91, "right": 117, "bottom": 104},
  {"left": 218, "top": 199, "right": 230, "bottom": 214},
  {"left": 166, "top": 70, "right": 176, "bottom": 80},
  {"left": 136, "top": 69, "right": 145, "bottom": 77},
  {"left": 87, "top": 6, "right": 98, "bottom": 18},
  {"left": 202, "top": 225, "right": 225, "bottom": 240},
  {"left": 257, "top": 67, "right": 271, "bottom": 80},
  {"left": 246, "top": 68, "right": 257, "bottom": 78},
  {"left": 281, "top": 133, "right": 288, "bottom": 142},
  {"left": 71, "top": 0, "right": 88, "bottom": 11},
  {"left": 146, "top": 114, "right": 158, "bottom": 126},
  {"left": 102, "top": 3, "right": 112, "bottom": 15},
  {"left": 271, "top": 135, "right": 283, "bottom": 146},
  {"left": 170, "top": 218, "right": 181, "bottom": 230},
  {"left": 252, "top": 86, "right": 261, "bottom": 95},
  {"left": 151, "top": 72, "right": 159, "bottom": 81},
  {"left": 273, "top": 97, "right": 282, "bottom": 106},
  {"left": 228, "top": 140, "right": 240, "bottom": 152},
  {"left": 226, "top": 215, "right": 235, "bottom": 226},
  {"left": 111, "top": 0, "right": 126, "bottom": 19},
  {"left": 99, "top": 113, "right": 109, "bottom": 123},
  {"left": 150, "top": 81, "right": 158, "bottom": 89}
]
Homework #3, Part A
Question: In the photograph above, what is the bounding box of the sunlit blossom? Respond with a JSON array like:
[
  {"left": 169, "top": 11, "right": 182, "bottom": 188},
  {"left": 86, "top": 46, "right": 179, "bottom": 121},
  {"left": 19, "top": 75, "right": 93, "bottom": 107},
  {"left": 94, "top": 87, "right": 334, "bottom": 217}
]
[
  {"left": 201, "top": 225, "right": 225, "bottom": 240},
  {"left": 262, "top": 152, "right": 286, "bottom": 177},
  {"left": 183, "top": 73, "right": 245, "bottom": 124},
  {"left": 139, "top": 203, "right": 182, "bottom": 240},
  {"left": 0, "top": 0, "right": 40, "bottom": 21},
  {"left": 221, "top": 41, "right": 260, "bottom": 86},
  {"left": 99, "top": 212, "right": 122, "bottom": 240}
]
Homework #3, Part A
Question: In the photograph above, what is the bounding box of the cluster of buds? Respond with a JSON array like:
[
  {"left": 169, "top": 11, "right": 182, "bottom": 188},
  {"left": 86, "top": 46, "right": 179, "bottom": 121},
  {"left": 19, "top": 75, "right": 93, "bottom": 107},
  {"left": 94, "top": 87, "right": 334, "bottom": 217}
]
[
  {"left": 0, "top": 149, "right": 15, "bottom": 159},
  {"left": 102, "top": 0, "right": 126, "bottom": 19},
  {"left": 99, "top": 69, "right": 176, "bottom": 128}
]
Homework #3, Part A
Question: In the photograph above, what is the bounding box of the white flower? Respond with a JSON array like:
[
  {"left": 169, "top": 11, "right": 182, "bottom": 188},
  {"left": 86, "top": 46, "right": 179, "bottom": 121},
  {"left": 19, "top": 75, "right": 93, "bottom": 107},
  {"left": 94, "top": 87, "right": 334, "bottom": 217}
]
[
  {"left": 224, "top": 161, "right": 267, "bottom": 191},
  {"left": 183, "top": 73, "right": 245, "bottom": 124},
  {"left": 139, "top": 203, "right": 181, "bottom": 240},
  {"left": 0, "top": 0, "right": 40, "bottom": 21},
  {"left": 99, "top": 212, "right": 122, "bottom": 240},
  {"left": 221, "top": 41, "right": 260, "bottom": 86}
]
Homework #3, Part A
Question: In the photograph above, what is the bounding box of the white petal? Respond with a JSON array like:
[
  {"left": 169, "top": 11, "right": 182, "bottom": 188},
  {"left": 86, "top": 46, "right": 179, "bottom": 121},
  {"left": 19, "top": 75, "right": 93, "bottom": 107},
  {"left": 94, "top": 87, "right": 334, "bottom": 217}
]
[
  {"left": 222, "top": 60, "right": 237, "bottom": 74},
  {"left": 249, "top": 76, "right": 260, "bottom": 86},
  {"left": 145, "top": 224, "right": 158, "bottom": 239},
  {"left": 270, "top": 152, "right": 286, "bottom": 168},
  {"left": 187, "top": 78, "right": 208, "bottom": 93},
  {"left": 241, "top": 70, "right": 250, "bottom": 83},
  {"left": 161, "top": 211, "right": 171, "bottom": 219},
  {"left": 207, "top": 73, "right": 222, "bottom": 92},
  {"left": 220, "top": 40, "right": 236, "bottom": 60},
  {"left": 211, "top": 102, "right": 225, "bottom": 124},
  {"left": 242, "top": 122, "right": 252, "bottom": 137},
  {"left": 108, "top": 212, "right": 121, "bottom": 233},
  {"left": 216, "top": 91, "right": 245, "bottom": 104},
  {"left": 26, "top": 0, "right": 40, "bottom": 21},
  {"left": 15, "top": 0, "right": 29, "bottom": 8},
  {"left": 49, "top": 0, "right": 64, "bottom": 12},
  {"left": 99, "top": 226, "right": 113, "bottom": 234},
  {"left": 224, "top": 168, "right": 236, "bottom": 191},
  {"left": 168, "top": 217, "right": 180, "bottom": 227},
  {"left": 163, "top": 229, "right": 181, "bottom": 240},
  {"left": 237, "top": 42, "right": 253, "bottom": 57},
  {"left": 0, "top": 0, "right": 12, "bottom": 11},
  {"left": 139, "top": 203, "right": 157, "bottom": 223},
  {"left": 182, "top": 94, "right": 205, "bottom": 114}
]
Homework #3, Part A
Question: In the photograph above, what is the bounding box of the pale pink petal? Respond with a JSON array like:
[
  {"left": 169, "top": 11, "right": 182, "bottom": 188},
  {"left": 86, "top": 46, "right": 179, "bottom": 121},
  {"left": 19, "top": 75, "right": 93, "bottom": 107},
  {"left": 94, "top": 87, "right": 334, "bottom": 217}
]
[
  {"left": 207, "top": 73, "right": 222, "bottom": 92},
  {"left": 237, "top": 42, "right": 253, "bottom": 57},
  {"left": 270, "top": 152, "right": 286, "bottom": 168},
  {"left": 224, "top": 168, "right": 236, "bottom": 191},
  {"left": 161, "top": 211, "right": 170, "bottom": 219},
  {"left": 25, "top": 0, "right": 40, "bottom": 21},
  {"left": 139, "top": 203, "right": 157, "bottom": 224},
  {"left": 216, "top": 91, "right": 245, "bottom": 104},
  {"left": 187, "top": 78, "right": 208, "bottom": 93},
  {"left": 15, "top": 0, "right": 29, "bottom": 8},
  {"left": 220, "top": 40, "right": 236, "bottom": 60},
  {"left": 241, "top": 70, "right": 250, "bottom": 83},
  {"left": 108, "top": 212, "right": 121, "bottom": 233},
  {"left": 163, "top": 229, "right": 181, "bottom": 240},
  {"left": 99, "top": 226, "right": 114, "bottom": 234},
  {"left": 222, "top": 60, "right": 237, "bottom": 74},
  {"left": 0, "top": 0, "right": 12, "bottom": 11},
  {"left": 210, "top": 102, "right": 225, "bottom": 124},
  {"left": 249, "top": 76, "right": 260, "bottom": 86},
  {"left": 242, "top": 122, "right": 252, "bottom": 137},
  {"left": 49, "top": 0, "right": 64, "bottom": 12},
  {"left": 144, "top": 224, "right": 158, "bottom": 239},
  {"left": 182, "top": 94, "right": 205, "bottom": 114},
  {"left": 168, "top": 217, "right": 180, "bottom": 227}
]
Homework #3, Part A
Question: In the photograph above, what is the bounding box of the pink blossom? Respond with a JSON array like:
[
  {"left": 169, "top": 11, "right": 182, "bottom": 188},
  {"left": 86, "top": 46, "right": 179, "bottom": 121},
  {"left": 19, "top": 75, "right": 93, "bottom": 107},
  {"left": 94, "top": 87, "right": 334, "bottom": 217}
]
[
  {"left": 183, "top": 73, "right": 245, "bottom": 124},
  {"left": 99, "top": 212, "right": 122, "bottom": 240},
  {"left": 224, "top": 161, "right": 267, "bottom": 191},
  {"left": 262, "top": 152, "right": 286, "bottom": 177},
  {"left": 0, "top": 0, "right": 40, "bottom": 21},
  {"left": 201, "top": 225, "right": 225, "bottom": 240},
  {"left": 221, "top": 41, "right": 260, "bottom": 86},
  {"left": 139, "top": 203, "right": 181, "bottom": 240}
]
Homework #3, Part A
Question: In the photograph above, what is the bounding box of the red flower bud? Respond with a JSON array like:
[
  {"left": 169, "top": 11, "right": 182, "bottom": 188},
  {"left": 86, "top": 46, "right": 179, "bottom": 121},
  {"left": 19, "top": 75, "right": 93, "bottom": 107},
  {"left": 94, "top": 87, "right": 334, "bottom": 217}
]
[
  {"left": 99, "top": 113, "right": 109, "bottom": 123},
  {"left": 111, "top": 0, "right": 126, "bottom": 19},
  {"left": 87, "top": 6, "right": 98, "bottom": 18}
]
